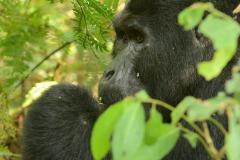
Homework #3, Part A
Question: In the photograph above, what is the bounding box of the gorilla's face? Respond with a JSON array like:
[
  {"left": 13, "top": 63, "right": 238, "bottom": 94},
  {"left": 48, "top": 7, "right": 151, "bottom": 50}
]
[
  {"left": 98, "top": 0, "right": 237, "bottom": 108},
  {"left": 98, "top": 0, "right": 205, "bottom": 108}
]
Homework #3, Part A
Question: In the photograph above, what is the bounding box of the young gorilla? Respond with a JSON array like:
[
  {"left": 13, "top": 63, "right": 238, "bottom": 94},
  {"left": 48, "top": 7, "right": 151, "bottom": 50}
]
[{"left": 23, "top": 0, "right": 240, "bottom": 160}]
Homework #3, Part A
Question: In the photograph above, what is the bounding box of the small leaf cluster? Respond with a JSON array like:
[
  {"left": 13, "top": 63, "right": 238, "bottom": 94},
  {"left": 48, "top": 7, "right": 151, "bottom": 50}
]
[
  {"left": 179, "top": 2, "right": 240, "bottom": 80},
  {"left": 92, "top": 77, "right": 240, "bottom": 160},
  {"left": 91, "top": 91, "right": 180, "bottom": 160}
]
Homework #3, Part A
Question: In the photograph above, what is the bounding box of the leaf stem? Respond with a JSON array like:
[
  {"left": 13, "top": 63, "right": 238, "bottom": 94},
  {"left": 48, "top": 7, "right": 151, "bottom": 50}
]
[
  {"left": 208, "top": 117, "right": 228, "bottom": 135},
  {"left": 143, "top": 98, "right": 205, "bottom": 136}
]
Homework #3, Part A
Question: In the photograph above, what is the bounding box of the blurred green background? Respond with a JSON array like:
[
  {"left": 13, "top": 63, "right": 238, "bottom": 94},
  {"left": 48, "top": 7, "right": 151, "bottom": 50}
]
[{"left": 0, "top": 0, "right": 125, "bottom": 159}]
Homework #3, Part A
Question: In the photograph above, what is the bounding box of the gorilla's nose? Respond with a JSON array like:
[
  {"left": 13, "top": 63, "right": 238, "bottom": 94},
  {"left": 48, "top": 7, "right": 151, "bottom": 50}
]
[{"left": 102, "top": 70, "right": 115, "bottom": 81}]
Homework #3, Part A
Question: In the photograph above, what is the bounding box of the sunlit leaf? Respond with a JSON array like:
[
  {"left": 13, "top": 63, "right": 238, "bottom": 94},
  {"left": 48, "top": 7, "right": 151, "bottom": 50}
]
[
  {"left": 199, "top": 15, "right": 240, "bottom": 49},
  {"left": 197, "top": 45, "right": 237, "bottom": 80},
  {"left": 22, "top": 81, "right": 58, "bottom": 109},
  {"left": 135, "top": 90, "right": 150, "bottom": 101},
  {"left": 112, "top": 102, "right": 145, "bottom": 160},
  {"left": 183, "top": 132, "right": 198, "bottom": 148},
  {"left": 91, "top": 98, "right": 135, "bottom": 160},
  {"left": 128, "top": 124, "right": 180, "bottom": 160},
  {"left": 144, "top": 107, "right": 163, "bottom": 145},
  {"left": 178, "top": 2, "right": 213, "bottom": 30},
  {"left": 178, "top": 8, "right": 204, "bottom": 30}
]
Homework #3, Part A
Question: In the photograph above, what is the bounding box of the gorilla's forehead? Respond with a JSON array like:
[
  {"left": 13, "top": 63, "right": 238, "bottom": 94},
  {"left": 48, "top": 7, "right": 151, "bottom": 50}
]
[
  {"left": 126, "top": 0, "right": 194, "bottom": 15},
  {"left": 113, "top": 0, "right": 239, "bottom": 29},
  {"left": 113, "top": 0, "right": 195, "bottom": 27}
]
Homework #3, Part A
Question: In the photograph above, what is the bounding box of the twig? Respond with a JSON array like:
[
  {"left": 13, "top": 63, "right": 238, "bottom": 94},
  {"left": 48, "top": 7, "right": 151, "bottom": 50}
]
[
  {"left": 208, "top": 117, "right": 228, "bottom": 135},
  {"left": 143, "top": 98, "right": 205, "bottom": 136},
  {"left": 15, "top": 41, "right": 74, "bottom": 88},
  {"left": 202, "top": 122, "right": 218, "bottom": 159},
  {"left": 216, "top": 146, "right": 226, "bottom": 160},
  {"left": 178, "top": 123, "right": 212, "bottom": 157}
]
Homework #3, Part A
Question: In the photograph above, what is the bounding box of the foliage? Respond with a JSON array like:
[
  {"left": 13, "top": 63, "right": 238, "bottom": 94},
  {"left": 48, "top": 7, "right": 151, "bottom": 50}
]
[
  {"left": 47, "top": 0, "right": 67, "bottom": 3},
  {"left": 91, "top": 2, "right": 240, "bottom": 160},
  {"left": 0, "top": 0, "right": 49, "bottom": 88},
  {"left": 0, "top": 0, "right": 117, "bottom": 158},
  {"left": 1, "top": 0, "right": 239, "bottom": 159},
  {"left": 0, "top": 94, "right": 19, "bottom": 158},
  {"left": 91, "top": 92, "right": 180, "bottom": 160},
  {"left": 179, "top": 2, "right": 240, "bottom": 80},
  {"left": 73, "top": 0, "right": 117, "bottom": 52}
]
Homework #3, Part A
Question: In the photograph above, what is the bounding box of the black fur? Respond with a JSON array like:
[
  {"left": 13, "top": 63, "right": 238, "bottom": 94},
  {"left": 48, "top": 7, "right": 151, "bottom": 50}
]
[
  {"left": 23, "top": 0, "right": 240, "bottom": 160},
  {"left": 23, "top": 84, "right": 102, "bottom": 160}
]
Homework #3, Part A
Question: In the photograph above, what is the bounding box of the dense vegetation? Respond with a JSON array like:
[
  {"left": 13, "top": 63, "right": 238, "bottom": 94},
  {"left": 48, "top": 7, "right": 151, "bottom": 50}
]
[{"left": 0, "top": 1, "right": 239, "bottom": 160}]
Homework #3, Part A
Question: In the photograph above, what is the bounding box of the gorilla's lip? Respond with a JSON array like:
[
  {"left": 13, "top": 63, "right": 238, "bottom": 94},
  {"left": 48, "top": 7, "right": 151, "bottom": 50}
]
[{"left": 97, "top": 96, "right": 117, "bottom": 109}]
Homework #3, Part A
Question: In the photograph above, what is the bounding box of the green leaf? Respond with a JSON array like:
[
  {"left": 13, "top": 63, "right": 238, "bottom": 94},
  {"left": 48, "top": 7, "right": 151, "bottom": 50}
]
[
  {"left": 183, "top": 132, "right": 198, "bottom": 148},
  {"left": 199, "top": 15, "right": 240, "bottom": 49},
  {"left": 129, "top": 124, "right": 180, "bottom": 160},
  {"left": 135, "top": 90, "right": 150, "bottom": 101},
  {"left": 226, "top": 105, "right": 240, "bottom": 160},
  {"left": 171, "top": 96, "right": 196, "bottom": 125},
  {"left": 112, "top": 0, "right": 120, "bottom": 11},
  {"left": 178, "top": 2, "right": 214, "bottom": 30},
  {"left": 188, "top": 93, "right": 229, "bottom": 121},
  {"left": 178, "top": 8, "right": 204, "bottom": 30},
  {"left": 103, "top": 0, "right": 119, "bottom": 11},
  {"left": 112, "top": 102, "right": 145, "bottom": 160},
  {"left": 144, "top": 107, "right": 163, "bottom": 145},
  {"left": 226, "top": 73, "right": 240, "bottom": 94},
  {"left": 91, "top": 99, "right": 134, "bottom": 160},
  {"left": 197, "top": 45, "right": 237, "bottom": 81}
]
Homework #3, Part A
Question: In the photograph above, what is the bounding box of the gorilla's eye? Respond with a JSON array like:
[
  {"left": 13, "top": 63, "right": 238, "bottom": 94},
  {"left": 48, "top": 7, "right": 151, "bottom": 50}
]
[
  {"left": 122, "top": 34, "right": 128, "bottom": 42},
  {"left": 136, "top": 35, "right": 144, "bottom": 43}
]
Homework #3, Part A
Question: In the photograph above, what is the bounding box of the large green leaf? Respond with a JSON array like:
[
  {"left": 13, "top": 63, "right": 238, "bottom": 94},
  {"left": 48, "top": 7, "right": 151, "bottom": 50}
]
[
  {"left": 112, "top": 102, "right": 145, "bottom": 160},
  {"left": 128, "top": 124, "right": 180, "bottom": 160},
  {"left": 91, "top": 99, "right": 134, "bottom": 160},
  {"left": 199, "top": 15, "right": 240, "bottom": 49},
  {"left": 144, "top": 107, "right": 163, "bottom": 145}
]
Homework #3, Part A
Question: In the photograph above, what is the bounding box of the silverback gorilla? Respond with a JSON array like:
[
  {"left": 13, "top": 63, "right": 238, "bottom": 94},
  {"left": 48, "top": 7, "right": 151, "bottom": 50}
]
[{"left": 23, "top": 0, "right": 240, "bottom": 160}]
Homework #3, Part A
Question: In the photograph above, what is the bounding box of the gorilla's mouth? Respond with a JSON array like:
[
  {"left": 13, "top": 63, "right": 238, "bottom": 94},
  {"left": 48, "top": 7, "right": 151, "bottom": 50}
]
[
  {"left": 98, "top": 88, "right": 125, "bottom": 108},
  {"left": 98, "top": 79, "right": 145, "bottom": 109}
]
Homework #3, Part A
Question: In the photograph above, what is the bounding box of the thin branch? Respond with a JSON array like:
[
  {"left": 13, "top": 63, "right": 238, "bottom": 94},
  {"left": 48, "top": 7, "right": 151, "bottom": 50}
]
[
  {"left": 208, "top": 117, "right": 228, "bottom": 135},
  {"left": 143, "top": 98, "right": 205, "bottom": 136},
  {"left": 202, "top": 122, "right": 218, "bottom": 159},
  {"left": 15, "top": 41, "right": 74, "bottom": 88},
  {"left": 178, "top": 123, "right": 212, "bottom": 157},
  {"left": 216, "top": 146, "right": 226, "bottom": 160}
]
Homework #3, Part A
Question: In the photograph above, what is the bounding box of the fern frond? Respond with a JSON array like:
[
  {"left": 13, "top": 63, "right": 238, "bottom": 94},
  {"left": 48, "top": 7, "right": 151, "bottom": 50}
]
[{"left": 73, "top": 0, "right": 117, "bottom": 52}]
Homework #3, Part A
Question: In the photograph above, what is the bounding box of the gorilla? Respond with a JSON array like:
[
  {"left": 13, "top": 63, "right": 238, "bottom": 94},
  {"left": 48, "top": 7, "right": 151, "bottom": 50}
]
[{"left": 23, "top": 0, "right": 240, "bottom": 160}]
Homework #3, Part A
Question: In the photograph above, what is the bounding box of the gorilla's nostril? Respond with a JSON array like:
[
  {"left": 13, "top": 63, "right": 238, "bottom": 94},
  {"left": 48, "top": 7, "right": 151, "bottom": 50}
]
[{"left": 105, "top": 70, "right": 115, "bottom": 80}]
